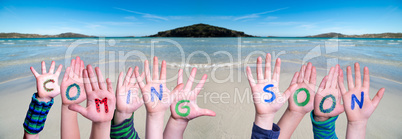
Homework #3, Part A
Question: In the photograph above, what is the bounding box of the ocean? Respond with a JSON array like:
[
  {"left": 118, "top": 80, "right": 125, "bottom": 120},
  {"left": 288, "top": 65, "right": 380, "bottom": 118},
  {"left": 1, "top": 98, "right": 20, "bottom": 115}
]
[{"left": 0, "top": 37, "right": 401, "bottom": 85}]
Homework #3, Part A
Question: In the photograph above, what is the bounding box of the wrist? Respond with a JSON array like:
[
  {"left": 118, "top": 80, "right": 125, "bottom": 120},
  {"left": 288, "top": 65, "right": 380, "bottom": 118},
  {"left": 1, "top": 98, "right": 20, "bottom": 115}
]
[
  {"left": 348, "top": 120, "right": 368, "bottom": 127},
  {"left": 37, "top": 96, "right": 52, "bottom": 103},
  {"left": 113, "top": 111, "right": 133, "bottom": 125},
  {"left": 255, "top": 113, "right": 275, "bottom": 130},
  {"left": 170, "top": 115, "right": 189, "bottom": 125},
  {"left": 286, "top": 107, "right": 308, "bottom": 116}
]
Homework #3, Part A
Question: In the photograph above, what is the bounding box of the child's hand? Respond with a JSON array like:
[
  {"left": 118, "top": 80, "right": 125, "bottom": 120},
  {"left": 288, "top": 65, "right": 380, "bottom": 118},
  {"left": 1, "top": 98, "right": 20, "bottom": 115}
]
[
  {"left": 68, "top": 65, "right": 116, "bottom": 123},
  {"left": 170, "top": 68, "right": 216, "bottom": 121},
  {"left": 61, "top": 56, "right": 86, "bottom": 105},
  {"left": 30, "top": 61, "right": 63, "bottom": 102},
  {"left": 246, "top": 53, "right": 290, "bottom": 130},
  {"left": 114, "top": 67, "right": 144, "bottom": 123},
  {"left": 134, "top": 57, "right": 183, "bottom": 115},
  {"left": 338, "top": 63, "right": 385, "bottom": 123},
  {"left": 313, "top": 65, "right": 344, "bottom": 121},
  {"left": 286, "top": 62, "right": 316, "bottom": 114}
]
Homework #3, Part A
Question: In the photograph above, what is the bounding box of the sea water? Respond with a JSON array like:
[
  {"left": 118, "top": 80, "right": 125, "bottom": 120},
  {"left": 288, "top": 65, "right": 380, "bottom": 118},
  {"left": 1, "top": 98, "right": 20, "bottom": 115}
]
[{"left": 0, "top": 37, "right": 401, "bottom": 84}]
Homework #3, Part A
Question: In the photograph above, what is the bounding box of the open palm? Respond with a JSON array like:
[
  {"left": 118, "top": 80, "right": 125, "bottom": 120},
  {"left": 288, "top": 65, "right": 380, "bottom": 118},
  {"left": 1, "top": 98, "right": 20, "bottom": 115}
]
[
  {"left": 338, "top": 63, "right": 384, "bottom": 122},
  {"left": 246, "top": 53, "right": 289, "bottom": 115},
  {"left": 30, "top": 61, "right": 63, "bottom": 102},
  {"left": 61, "top": 56, "right": 87, "bottom": 105},
  {"left": 69, "top": 65, "right": 116, "bottom": 123},
  {"left": 170, "top": 68, "right": 216, "bottom": 121},
  {"left": 314, "top": 65, "right": 344, "bottom": 118},
  {"left": 135, "top": 57, "right": 183, "bottom": 114},
  {"left": 116, "top": 67, "right": 144, "bottom": 114}
]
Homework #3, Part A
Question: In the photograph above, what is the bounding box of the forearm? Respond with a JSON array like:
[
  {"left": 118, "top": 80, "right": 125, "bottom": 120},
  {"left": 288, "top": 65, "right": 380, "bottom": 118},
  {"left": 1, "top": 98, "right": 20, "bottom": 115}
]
[
  {"left": 23, "top": 132, "right": 39, "bottom": 139},
  {"left": 90, "top": 122, "right": 111, "bottom": 139},
  {"left": 310, "top": 111, "right": 339, "bottom": 139},
  {"left": 146, "top": 112, "right": 165, "bottom": 139},
  {"left": 346, "top": 121, "right": 367, "bottom": 139},
  {"left": 277, "top": 109, "right": 306, "bottom": 139},
  {"left": 61, "top": 105, "right": 80, "bottom": 139},
  {"left": 163, "top": 116, "right": 188, "bottom": 139},
  {"left": 23, "top": 93, "right": 53, "bottom": 138},
  {"left": 254, "top": 113, "right": 275, "bottom": 130}
]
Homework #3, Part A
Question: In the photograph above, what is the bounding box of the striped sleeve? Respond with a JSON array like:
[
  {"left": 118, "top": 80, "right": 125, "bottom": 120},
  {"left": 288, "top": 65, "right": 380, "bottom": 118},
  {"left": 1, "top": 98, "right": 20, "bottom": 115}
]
[
  {"left": 23, "top": 93, "right": 54, "bottom": 134},
  {"left": 110, "top": 114, "right": 140, "bottom": 139},
  {"left": 310, "top": 110, "right": 338, "bottom": 139}
]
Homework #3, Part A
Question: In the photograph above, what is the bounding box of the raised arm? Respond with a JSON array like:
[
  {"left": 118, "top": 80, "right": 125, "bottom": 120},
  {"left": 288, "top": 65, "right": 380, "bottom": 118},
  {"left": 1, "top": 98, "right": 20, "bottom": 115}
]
[
  {"left": 134, "top": 57, "right": 183, "bottom": 139},
  {"left": 24, "top": 61, "right": 62, "bottom": 139},
  {"left": 60, "top": 57, "right": 86, "bottom": 139},
  {"left": 338, "top": 63, "right": 385, "bottom": 139},
  {"left": 277, "top": 62, "right": 316, "bottom": 139},
  {"left": 163, "top": 68, "right": 216, "bottom": 139},
  {"left": 68, "top": 65, "right": 116, "bottom": 139}
]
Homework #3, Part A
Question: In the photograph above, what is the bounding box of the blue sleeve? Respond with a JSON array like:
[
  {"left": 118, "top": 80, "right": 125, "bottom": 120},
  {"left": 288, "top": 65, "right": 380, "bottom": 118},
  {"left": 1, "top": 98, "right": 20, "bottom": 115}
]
[
  {"left": 251, "top": 123, "right": 280, "bottom": 139},
  {"left": 310, "top": 110, "right": 338, "bottom": 139},
  {"left": 110, "top": 114, "right": 140, "bottom": 139}
]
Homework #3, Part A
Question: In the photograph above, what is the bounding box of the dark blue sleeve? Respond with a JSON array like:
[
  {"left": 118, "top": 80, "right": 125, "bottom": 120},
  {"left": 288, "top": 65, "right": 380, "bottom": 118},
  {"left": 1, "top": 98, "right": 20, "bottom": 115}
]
[{"left": 251, "top": 123, "right": 280, "bottom": 139}]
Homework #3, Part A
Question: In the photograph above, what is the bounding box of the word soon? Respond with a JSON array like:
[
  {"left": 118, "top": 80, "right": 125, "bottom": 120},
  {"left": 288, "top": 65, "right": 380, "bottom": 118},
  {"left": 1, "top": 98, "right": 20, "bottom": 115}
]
[
  {"left": 151, "top": 84, "right": 163, "bottom": 102},
  {"left": 126, "top": 90, "right": 131, "bottom": 104},
  {"left": 263, "top": 84, "right": 276, "bottom": 103},
  {"left": 319, "top": 94, "right": 336, "bottom": 113},
  {"left": 66, "top": 83, "right": 80, "bottom": 101},
  {"left": 95, "top": 97, "right": 109, "bottom": 113},
  {"left": 175, "top": 100, "right": 190, "bottom": 117},
  {"left": 351, "top": 92, "right": 364, "bottom": 110},
  {"left": 293, "top": 88, "right": 310, "bottom": 106},
  {"left": 43, "top": 79, "right": 55, "bottom": 92}
]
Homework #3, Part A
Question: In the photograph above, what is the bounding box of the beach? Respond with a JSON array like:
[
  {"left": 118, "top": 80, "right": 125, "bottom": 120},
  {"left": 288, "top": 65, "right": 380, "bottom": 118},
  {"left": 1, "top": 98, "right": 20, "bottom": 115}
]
[{"left": 0, "top": 37, "right": 401, "bottom": 138}]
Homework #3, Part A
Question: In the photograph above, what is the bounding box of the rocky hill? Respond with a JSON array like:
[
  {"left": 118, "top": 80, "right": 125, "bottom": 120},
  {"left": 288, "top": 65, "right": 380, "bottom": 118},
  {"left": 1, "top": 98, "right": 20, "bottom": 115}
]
[{"left": 148, "top": 23, "right": 254, "bottom": 37}]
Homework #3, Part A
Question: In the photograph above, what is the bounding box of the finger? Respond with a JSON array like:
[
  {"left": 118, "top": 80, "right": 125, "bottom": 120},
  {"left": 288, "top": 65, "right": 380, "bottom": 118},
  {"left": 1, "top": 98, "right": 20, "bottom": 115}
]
[
  {"left": 134, "top": 66, "right": 145, "bottom": 88},
  {"left": 331, "top": 65, "right": 339, "bottom": 88},
  {"left": 144, "top": 60, "right": 151, "bottom": 83},
  {"left": 310, "top": 66, "right": 317, "bottom": 85},
  {"left": 195, "top": 74, "right": 207, "bottom": 95},
  {"left": 68, "top": 104, "right": 88, "bottom": 118},
  {"left": 124, "top": 67, "right": 133, "bottom": 85},
  {"left": 41, "top": 61, "right": 47, "bottom": 74},
  {"left": 246, "top": 66, "right": 256, "bottom": 86},
  {"left": 107, "top": 78, "right": 114, "bottom": 94},
  {"left": 304, "top": 62, "right": 312, "bottom": 82},
  {"left": 363, "top": 67, "right": 370, "bottom": 88},
  {"left": 74, "top": 57, "right": 81, "bottom": 77},
  {"left": 152, "top": 57, "right": 159, "bottom": 80},
  {"left": 354, "top": 63, "right": 362, "bottom": 87},
  {"left": 185, "top": 68, "right": 197, "bottom": 91},
  {"left": 177, "top": 69, "right": 183, "bottom": 85},
  {"left": 346, "top": 66, "right": 354, "bottom": 89},
  {"left": 264, "top": 53, "right": 271, "bottom": 80},
  {"left": 256, "top": 57, "right": 263, "bottom": 83},
  {"left": 372, "top": 88, "right": 385, "bottom": 108},
  {"left": 70, "top": 59, "right": 76, "bottom": 78},
  {"left": 326, "top": 67, "right": 334, "bottom": 89},
  {"left": 117, "top": 72, "right": 124, "bottom": 87},
  {"left": 160, "top": 60, "right": 166, "bottom": 81},
  {"left": 272, "top": 58, "right": 281, "bottom": 82},
  {"left": 200, "top": 108, "right": 216, "bottom": 117},
  {"left": 171, "top": 83, "right": 185, "bottom": 95},
  {"left": 55, "top": 64, "right": 63, "bottom": 77},
  {"left": 49, "top": 61, "right": 56, "bottom": 74},
  {"left": 129, "top": 69, "right": 137, "bottom": 86},
  {"left": 297, "top": 65, "right": 305, "bottom": 83},
  {"left": 338, "top": 68, "right": 347, "bottom": 95},
  {"left": 79, "top": 60, "right": 84, "bottom": 78},
  {"left": 95, "top": 67, "right": 106, "bottom": 90},
  {"left": 318, "top": 76, "right": 328, "bottom": 93},
  {"left": 87, "top": 65, "right": 99, "bottom": 90},
  {"left": 63, "top": 67, "right": 71, "bottom": 82},
  {"left": 290, "top": 72, "right": 299, "bottom": 85},
  {"left": 83, "top": 69, "right": 92, "bottom": 91},
  {"left": 30, "top": 67, "right": 40, "bottom": 77},
  {"left": 283, "top": 84, "right": 297, "bottom": 100}
]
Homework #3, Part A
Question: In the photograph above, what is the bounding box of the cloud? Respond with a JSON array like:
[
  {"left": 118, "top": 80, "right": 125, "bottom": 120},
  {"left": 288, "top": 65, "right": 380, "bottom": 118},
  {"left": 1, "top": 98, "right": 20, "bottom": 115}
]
[
  {"left": 265, "top": 16, "right": 278, "bottom": 20},
  {"left": 234, "top": 7, "right": 288, "bottom": 21},
  {"left": 115, "top": 7, "right": 168, "bottom": 21}
]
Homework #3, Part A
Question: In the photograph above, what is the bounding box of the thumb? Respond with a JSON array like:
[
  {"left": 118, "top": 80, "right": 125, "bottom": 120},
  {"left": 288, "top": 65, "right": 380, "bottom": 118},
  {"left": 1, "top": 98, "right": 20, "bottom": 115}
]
[
  {"left": 199, "top": 108, "right": 216, "bottom": 117},
  {"left": 171, "top": 83, "right": 184, "bottom": 95},
  {"left": 68, "top": 104, "right": 87, "bottom": 117}
]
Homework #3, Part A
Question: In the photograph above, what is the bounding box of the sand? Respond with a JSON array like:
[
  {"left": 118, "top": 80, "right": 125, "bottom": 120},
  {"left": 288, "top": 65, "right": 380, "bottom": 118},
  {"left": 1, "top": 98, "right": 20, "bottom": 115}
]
[{"left": 0, "top": 62, "right": 401, "bottom": 138}]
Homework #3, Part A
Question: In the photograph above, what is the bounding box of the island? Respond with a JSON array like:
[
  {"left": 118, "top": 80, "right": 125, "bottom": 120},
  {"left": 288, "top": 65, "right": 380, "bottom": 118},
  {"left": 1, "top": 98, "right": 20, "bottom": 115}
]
[
  {"left": 305, "top": 32, "right": 402, "bottom": 38},
  {"left": 148, "top": 23, "right": 254, "bottom": 37},
  {"left": 0, "top": 32, "right": 96, "bottom": 38}
]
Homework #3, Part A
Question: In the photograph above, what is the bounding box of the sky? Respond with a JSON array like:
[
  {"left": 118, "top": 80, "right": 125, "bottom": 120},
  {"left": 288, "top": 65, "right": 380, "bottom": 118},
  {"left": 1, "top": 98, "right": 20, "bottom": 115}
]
[{"left": 1, "top": 0, "right": 401, "bottom": 36}]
